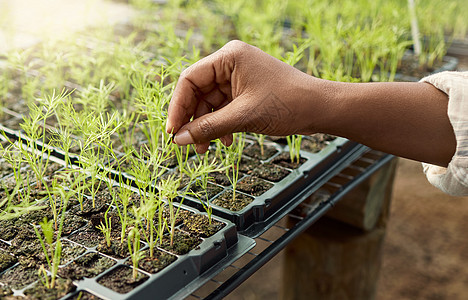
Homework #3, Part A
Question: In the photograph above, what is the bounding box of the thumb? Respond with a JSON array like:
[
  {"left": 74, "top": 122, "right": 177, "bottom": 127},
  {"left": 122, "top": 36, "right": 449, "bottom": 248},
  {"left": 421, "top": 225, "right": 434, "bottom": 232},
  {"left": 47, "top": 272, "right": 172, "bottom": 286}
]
[{"left": 173, "top": 99, "right": 248, "bottom": 146}]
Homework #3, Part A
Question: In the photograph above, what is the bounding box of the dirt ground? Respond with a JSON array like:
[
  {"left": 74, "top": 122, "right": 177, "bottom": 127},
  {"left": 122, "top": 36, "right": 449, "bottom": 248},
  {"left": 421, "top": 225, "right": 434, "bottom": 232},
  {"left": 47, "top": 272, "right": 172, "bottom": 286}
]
[{"left": 227, "top": 55, "right": 468, "bottom": 300}]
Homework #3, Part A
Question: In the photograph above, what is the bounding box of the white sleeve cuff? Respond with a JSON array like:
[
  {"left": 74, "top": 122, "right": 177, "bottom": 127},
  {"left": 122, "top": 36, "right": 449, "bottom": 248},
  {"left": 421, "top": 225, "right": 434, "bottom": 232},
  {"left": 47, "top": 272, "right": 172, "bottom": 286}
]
[{"left": 420, "top": 71, "right": 468, "bottom": 196}]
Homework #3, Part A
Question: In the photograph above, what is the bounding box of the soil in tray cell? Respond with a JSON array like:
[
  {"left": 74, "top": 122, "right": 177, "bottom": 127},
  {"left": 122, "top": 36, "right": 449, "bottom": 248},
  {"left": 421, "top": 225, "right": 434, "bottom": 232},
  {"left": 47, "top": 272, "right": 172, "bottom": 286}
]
[
  {"left": 57, "top": 241, "right": 87, "bottom": 265},
  {"left": 69, "top": 192, "right": 111, "bottom": 218},
  {"left": 69, "top": 291, "right": 104, "bottom": 300},
  {"left": 212, "top": 190, "right": 255, "bottom": 212},
  {"left": 97, "top": 238, "right": 130, "bottom": 260},
  {"left": 11, "top": 229, "right": 85, "bottom": 265},
  {"left": 97, "top": 265, "right": 149, "bottom": 294},
  {"left": 0, "top": 250, "right": 17, "bottom": 273},
  {"left": 179, "top": 211, "right": 225, "bottom": 238},
  {"left": 243, "top": 142, "right": 279, "bottom": 161},
  {"left": 0, "top": 263, "right": 38, "bottom": 290},
  {"left": 237, "top": 176, "right": 274, "bottom": 197},
  {"left": 209, "top": 171, "right": 232, "bottom": 187},
  {"left": 60, "top": 213, "right": 88, "bottom": 236},
  {"left": 184, "top": 182, "right": 224, "bottom": 201},
  {"left": 246, "top": 162, "right": 290, "bottom": 183},
  {"left": 160, "top": 229, "right": 202, "bottom": 256},
  {"left": 23, "top": 277, "right": 76, "bottom": 300},
  {"left": 8, "top": 226, "right": 43, "bottom": 259},
  {"left": 0, "top": 219, "right": 21, "bottom": 241},
  {"left": 271, "top": 152, "right": 306, "bottom": 169},
  {"left": 301, "top": 134, "right": 336, "bottom": 153},
  {"left": 68, "top": 226, "right": 104, "bottom": 248},
  {"left": 0, "top": 285, "right": 13, "bottom": 298},
  {"left": 0, "top": 159, "right": 18, "bottom": 179},
  {"left": 16, "top": 207, "right": 52, "bottom": 225},
  {"left": 131, "top": 249, "right": 177, "bottom": 274},
  {"left": 59, "top": 252, "right": 116, "bottom": 281}
]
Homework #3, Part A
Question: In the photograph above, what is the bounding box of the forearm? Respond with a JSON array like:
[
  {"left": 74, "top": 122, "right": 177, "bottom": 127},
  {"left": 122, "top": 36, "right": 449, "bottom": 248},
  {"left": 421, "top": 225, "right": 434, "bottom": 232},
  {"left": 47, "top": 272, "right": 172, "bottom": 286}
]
[{"left": 309, "top": 79, "right": 456, "bottom": 167}]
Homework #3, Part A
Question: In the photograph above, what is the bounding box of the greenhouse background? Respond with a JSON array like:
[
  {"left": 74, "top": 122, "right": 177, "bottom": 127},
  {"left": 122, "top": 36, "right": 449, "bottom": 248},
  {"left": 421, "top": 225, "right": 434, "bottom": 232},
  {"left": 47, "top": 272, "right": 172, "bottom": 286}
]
[{"left": 0, "top": 0, "right": 467, "bottom": 299}]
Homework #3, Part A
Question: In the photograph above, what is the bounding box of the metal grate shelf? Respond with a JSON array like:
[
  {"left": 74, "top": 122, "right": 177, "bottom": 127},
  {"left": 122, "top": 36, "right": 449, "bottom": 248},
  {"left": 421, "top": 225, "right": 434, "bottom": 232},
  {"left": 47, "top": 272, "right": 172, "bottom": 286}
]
[{"left": 184, "top": 149, "right": 394, "bottom": 300}]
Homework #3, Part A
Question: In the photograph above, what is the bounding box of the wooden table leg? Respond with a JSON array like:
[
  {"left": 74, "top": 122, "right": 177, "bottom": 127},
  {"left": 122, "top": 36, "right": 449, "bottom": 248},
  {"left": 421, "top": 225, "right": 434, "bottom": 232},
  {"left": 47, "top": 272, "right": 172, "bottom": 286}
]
[{"left": 282, "top": 157, "right": 398, "bottom": 300}]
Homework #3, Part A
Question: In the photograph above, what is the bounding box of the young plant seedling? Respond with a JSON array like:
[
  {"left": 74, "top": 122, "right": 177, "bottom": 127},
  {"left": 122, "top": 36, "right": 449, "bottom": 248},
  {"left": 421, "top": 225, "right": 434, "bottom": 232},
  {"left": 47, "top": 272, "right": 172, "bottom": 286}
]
[
  {"left": 33, "top": 217, "right": 62, "bottom": 289},
  {"left": 96, "top": 206, "right": 113, "bottom": 248},
  {"left": 219, "top": 133, "right": 246, "bottom": 201},
  {"left": 251, "top": 133, "right": 266, "bottom": 157},
  {"left": 286, "top": 134, "right": 302, "bottom": 164},
  {"left": 127, "top": 227, "right": 144, "bottom": 280}
]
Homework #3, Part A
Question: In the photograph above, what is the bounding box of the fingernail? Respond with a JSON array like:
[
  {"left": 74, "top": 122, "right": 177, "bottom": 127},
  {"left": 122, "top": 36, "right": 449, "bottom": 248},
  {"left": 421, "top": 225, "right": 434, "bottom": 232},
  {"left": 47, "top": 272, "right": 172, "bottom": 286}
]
[
  {"left": 174, "top": 130, "right": 194, "bottom": 146},
  {"left": 165, "top": 122, "right": 173, "bottom": 134}
]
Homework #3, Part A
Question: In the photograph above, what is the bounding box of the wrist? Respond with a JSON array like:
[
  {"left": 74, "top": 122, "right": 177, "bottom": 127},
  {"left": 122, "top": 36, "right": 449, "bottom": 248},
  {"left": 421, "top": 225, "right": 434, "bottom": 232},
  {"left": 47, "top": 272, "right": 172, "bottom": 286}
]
[{"left": 296, "top": 76, "right": 341, "bottom": 135}]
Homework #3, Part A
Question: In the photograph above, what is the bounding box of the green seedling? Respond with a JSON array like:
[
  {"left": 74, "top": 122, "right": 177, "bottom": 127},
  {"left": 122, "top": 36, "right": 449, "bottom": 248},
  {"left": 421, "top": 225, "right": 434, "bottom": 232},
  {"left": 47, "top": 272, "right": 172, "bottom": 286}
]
[
  {"left": 127, "top": 227, "right": 144, "bottom": 280},
  {"left": 158, "top": 174, "right": 182, "bottom": 247},
  {"left": 219, "top": 133, "right": 245, "bottom": 201},
  {"left": 96, "top": 206, "right": 113, "bottom": 248},
  {"left": 189, "top": 151, "right": 226, "bottom": 224},
  {"left": 33, "top": 217, "right": 62, "bottom": 289},
  {"left": 252, "top": 133, "right": 266, "bottom": 157},
  {"left": 286, "top": 134, "right": 302, "bottom": 164}
]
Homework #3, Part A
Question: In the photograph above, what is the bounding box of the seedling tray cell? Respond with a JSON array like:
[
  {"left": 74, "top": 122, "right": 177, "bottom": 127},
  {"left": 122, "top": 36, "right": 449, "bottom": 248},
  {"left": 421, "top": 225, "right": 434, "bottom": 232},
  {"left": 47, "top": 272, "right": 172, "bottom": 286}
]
[
  {"left": 178, "top": 136, "right": 368, "bottom": 237},
  {"left": 60, "top": 207, "right": 250, "bottom": 300}
]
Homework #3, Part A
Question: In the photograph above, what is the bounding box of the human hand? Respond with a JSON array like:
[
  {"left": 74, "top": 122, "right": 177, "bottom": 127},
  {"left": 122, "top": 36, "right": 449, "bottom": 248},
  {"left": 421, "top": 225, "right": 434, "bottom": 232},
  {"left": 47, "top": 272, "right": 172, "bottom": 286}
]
[{"left": 165, "top": 40, "right": 320, "bottom": 153}]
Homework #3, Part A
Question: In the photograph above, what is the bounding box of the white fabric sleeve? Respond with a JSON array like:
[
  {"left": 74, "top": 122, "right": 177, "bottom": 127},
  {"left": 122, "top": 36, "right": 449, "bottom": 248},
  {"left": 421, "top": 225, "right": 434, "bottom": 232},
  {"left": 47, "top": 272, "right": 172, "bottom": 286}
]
[{"left": 420, "top": 71, "right": 468, "bottom": 196}]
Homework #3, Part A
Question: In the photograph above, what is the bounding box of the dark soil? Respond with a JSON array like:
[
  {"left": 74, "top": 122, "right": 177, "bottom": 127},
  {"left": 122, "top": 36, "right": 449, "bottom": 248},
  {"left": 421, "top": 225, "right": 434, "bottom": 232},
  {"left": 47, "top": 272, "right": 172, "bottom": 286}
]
[
  {"left": 237, "top": 156, "right": 259, "bottom": 173},
  {"left": 68, "top": 291, "right": 103, "bottom": 300},
  {"left": 247, "top": 162, "right": 290, "bottom": 182},
  {"left": 0, "top": 263, "right": 38, "bottom": 290},
  {"left": 61, "top": 213, "right": 88, "bottom": 236},
  {"left": 243, "top": 143, "right": 279, "bottom": 161},
  {"left": 97, "top": 265, "right": 148, "bottom": 294},
  {"left": 301, "top": 134, "right": 336, "bottom": 153},
  {"left": 180, "top": 212, "right": 224, "bottom": 238},
  {"left": 212, "top": 190, "right": 255, "bottom": 211},
  {"left": 58, "top": 252, "right": 116, "bottom": 280},
  {"left": 69, "top": 191, "right": 111, "bottom": 217},
  {"left": 97, "top": 238, "right": 130, "bottom": 259},
  {"left": 272, "top": 152, "right": 306, "bottom": 169},
  {"left": 186, "top": 182, "right": 224, "bottom": 201},
  {"left": 209, "top": 171, "right": 232, "bottom": 187},
  {"left": 396, "top": 52, "right": 447, "bottom": 78},
  {"left": 160, "top": 229, "right": 202, "bottom": 255},
  {"left": 135, "top": 249, "right": 177, "bottom": 274},
  {"left": 8, "top": 226, "right": 43, "bottom": 259},
  {"left": 0, "top": 250, "right": 17, "bottom": 272},
  {"left": 68, "top": 226, "right": 104, "bottom": 248},
  {"left": 0, "top": 219, "right": 21, "bottom": 241},
  {"left": 23, "top": 277, "right": 76, "bottom": 300},
  {"left": 237, "top": 176, "right": 274, "bottom": 197},
  {"left": 57, "top": 241, "right": 86, "bottom": 265}
]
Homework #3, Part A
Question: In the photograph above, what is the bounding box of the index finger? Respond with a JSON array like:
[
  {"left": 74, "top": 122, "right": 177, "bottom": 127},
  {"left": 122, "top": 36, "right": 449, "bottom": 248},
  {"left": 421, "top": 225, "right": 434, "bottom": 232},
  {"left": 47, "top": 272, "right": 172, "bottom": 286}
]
[{"left": 165, "top": 49, "right": 233, "bottom": 135}]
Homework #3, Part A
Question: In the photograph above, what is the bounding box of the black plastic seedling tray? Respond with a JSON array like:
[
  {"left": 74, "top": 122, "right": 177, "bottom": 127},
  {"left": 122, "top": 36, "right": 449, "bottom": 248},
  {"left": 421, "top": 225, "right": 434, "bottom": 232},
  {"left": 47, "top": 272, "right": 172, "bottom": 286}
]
[
  {"left": 393, "top": 51, "right": 459, "bottom": 82},
  {"left": 0, "top": 120, "right": 367, "bottom": 239},
  {"left": 0, "top": 140, "right": 256, "bottom": 300},
  {"left": 60, "top": 206, "right": 249, "bottom": 300},
  {"left": 175, "top": 136, "right": 368, "bottom": 238},
  {"left": 65, "top": 233, "right": 255, "bottom": 300}
]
